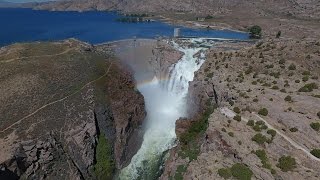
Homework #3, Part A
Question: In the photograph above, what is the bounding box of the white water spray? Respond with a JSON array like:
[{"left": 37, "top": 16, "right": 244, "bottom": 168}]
[{"left": 118, "top": 39, "right": 209, "bottom": 179}]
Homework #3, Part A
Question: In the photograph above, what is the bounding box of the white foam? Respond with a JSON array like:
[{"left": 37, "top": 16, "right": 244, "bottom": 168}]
[{"left": 118, "top": 38, "right": 211, "bottom": 179}]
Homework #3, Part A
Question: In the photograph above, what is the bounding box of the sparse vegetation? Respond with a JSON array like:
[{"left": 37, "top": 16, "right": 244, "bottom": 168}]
[
  {"left": 310, "top": 122, "right": 320, "bottom": 131},
  {"left": 277, "top": 156, "right": 296, "bottom": 172},
  {"left": 233, "top": 115, "right": 242, "bottom": 122},
  {"left": 310, "top": 149, "right": 320, "bottom": 159},
  {"left": 254, "top": 149, "right": 272, "bottom": 169},
  {"left": 252, "top": 133, "right": 267, "bottom": 145},
  {"left": 284, "top": 95, "right": 292, "bottom": 102},
  {"left": 94, "top": 134, "right": 115, "bottom": 180},
  {"left": 228, "top": 132, "right": 234, "bottom": 137},
  {"left": 218, "top": 168, "right": 232, "bottom": 179},
  {"left": 302, "top": 76, "right": 309, "bottom": 82},
  {"left": 288, "top": 63, "right": 296, "bottom": 70},
  {"left": 267, "top": 129, "right": 277, "bottom": 137},
  {"left": 218, "top": 163, "right": 253, "bottom": 180},
  {"left": 289, "top": 127, "right": 298, "bottom": 132},
  {"left": 230, "top": 163, "right": 253, "bottom": 180},
  {"left": 298, "top": 83, "right": 318, "bottom": 92},
  {"left": 249, "top": 25, "right": 262, "bottom": 39},
  {"left": 258, "top": 108, "right": 268, "bottom": 116},
  {"left": 233, "top": 107, "right": 241, "bottom": 114},
  {"left": 179, "top": 106, "right": 215, "bottom": 160},
  {"left": 174, "top": 165, "right": 187, "bottom": 180},
  {"left": 276, "top": 31, "right": 281, "bottom": 38},
  {"left": 247, "top": 120, "right": 255, "bottom": 126}
]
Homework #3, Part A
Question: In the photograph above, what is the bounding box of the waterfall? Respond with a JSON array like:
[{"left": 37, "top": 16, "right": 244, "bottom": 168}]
[{"left": 118, "top": 39, "right": 209, "bottom": 179}]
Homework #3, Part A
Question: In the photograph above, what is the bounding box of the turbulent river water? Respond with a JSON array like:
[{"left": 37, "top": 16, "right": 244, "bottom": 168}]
[{"left": 118, "top": 39, "right": 209, "bottom": 179}]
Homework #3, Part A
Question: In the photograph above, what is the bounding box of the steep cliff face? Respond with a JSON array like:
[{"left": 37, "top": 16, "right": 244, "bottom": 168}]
[{"left": 0, "top": 39, "right": 146, "bottom": 179}]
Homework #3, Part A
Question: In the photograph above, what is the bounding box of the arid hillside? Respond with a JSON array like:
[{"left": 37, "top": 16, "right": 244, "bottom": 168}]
[
  {"left": 0, "top": 39, "right": 146, "bottom": 179},
  {"left": 162, "top": 38, "right": 320, "bottom": 179}
]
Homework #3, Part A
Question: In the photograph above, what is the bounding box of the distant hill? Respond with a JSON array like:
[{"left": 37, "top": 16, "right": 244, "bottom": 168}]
[
  {"left": 0, "top": 0, "right": 19, "bottom": 7},
  {"left": 33, "top": 0, "right": 320, "bottom": 19}
]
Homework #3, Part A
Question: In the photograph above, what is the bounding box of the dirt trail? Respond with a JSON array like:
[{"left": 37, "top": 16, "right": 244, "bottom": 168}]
[
  {"left": 0, "top": 48, "right": 76, "bottom": 63},
  {"left": 0, "top": 63, "right": 113, "bottom": 133},
  {"left": 219, "top": 107, "right": 320, "bottom": 162}
]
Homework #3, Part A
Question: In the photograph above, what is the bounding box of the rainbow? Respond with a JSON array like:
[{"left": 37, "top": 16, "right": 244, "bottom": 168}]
[{"left": 136, "top": 76, "right": 170, "bottom": 89}]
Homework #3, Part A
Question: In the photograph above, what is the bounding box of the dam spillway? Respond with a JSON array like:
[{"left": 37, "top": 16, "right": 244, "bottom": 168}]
[{"left": 118, "top": 39, "right": 209, "bottom": 179}]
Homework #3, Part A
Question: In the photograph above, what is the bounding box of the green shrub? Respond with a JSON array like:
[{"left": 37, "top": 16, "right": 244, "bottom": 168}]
[
  {"left": 280, "top": 89, "right": 286, "bottom": 93},
  {"left": 277, "top": 156, "right": 296, "bottom": 172},
  {"left": 205, "top": 15, "right": 214, "bottom": 19},
  {"left": 207, "top": 72, "right": 214, "bottom": 78},
  {"left": 288, "top": 72, "right": 294, "bottom": 77},
  {"left": 313, "top": 95, "right": 320, "bottom": 98},
  {"left": 279, "top": 59, "right": 285, "bottom": 65},
  {"left": 288, "top": 63, "right": 296, "bottom": 70},
  {"left": 256, "top": 121, "right": 264, "bottom": 125},
  {"left": 271, "top": 86, "right": 279, "bottom": 90},
  {"left": 233, "top": 115, "right": 242, "bottom": 122},
  {"left": 254, "top": 149, "right": 271, "bottom": 169},
  {"left": 298, "top": 83, "right": 318, "bottom": 92},
  {"left": 258, "top": 108, "right": 268, "bottom": 116},
  {"left": 174, "top": 165, "right": 187, "bottom": 180},
  {"left": 249, "top": 25, "right": 262, "bottom": 39},
  {"left": 276, "top": 31, "right": 281, "bottom": 38},
  {"left": 253, "top": 98, "right": 259, "bottom": 102},
  {"left": 310, "top": 149, "right": 320, "bottom": 158},
  {"left": 289, "top": 127, "right": 298, "bottom": 132},
  {"left": 284, "top": 95, "right": 292, "bottom": 102},
  {"left": 253, "top": 125, "right": 262, "bottom": 132},
  {"left": 94, "top": 134, "right": 115, "bottom": 180},
  {"left": 302, "top": 76, "right": 309, "bottom": 82},
  {"left": 247, "top": 120, "right": 255, "bottom": 126},
  {"left": 178, "top": 107, "right": 215, "bottom": 160},
  {"left": 218, "top": 168, "right": 232, "bottom": 179},
  {"left": 267, "top": 129, "right": 277, "bottom": 137},
  {"left": 230, "top": 163, "right": 253, "bottom": 180},
  {"left": 233, "top": 107, "right": 241, "bottom": 114},
  {"left": 252, "top": 133, "right": 267, "bottom": 145},
  {"left": 228, "top": 132, "right": 234, "bottom": 137},
  {"left": 266, "top": 64, "right": 274, "bottom": 69},
  {"left": 179, "top": 107, "right": 215, "bottom": 145},
  {"left": 310, "top": 122, "right": 320, "bottom": 131},
  {"left": 302, "top": 71, "right": 310, "bottom": 76}
]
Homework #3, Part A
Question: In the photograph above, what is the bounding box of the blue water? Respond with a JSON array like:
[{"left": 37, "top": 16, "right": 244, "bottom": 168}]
[{"left": 0, "top": 8, "right": 249, "bottom": 46}]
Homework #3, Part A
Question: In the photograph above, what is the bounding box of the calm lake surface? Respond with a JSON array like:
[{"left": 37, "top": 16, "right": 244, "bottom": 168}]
[{"left": 0, "top": 8, "right": 249, "bottom": 46}]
